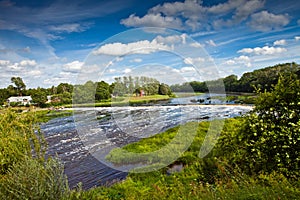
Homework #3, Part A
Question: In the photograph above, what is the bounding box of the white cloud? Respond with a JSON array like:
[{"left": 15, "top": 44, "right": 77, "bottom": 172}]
[
  {"left": 184, "top": 57, "right": 205, "bottom": 65},
  {"left": 235, "top": 55, "right": 250, "bottom": 62},
  {"left": 226, "top": 55, "right": 252, "bottom": 67},
  {"left": 248, "top": 11, "right": 290, "bottom": 32},
  {"left": 26, "top": 70, "right": 42, "bottom": 76},
  {"left": 155, "top": 34, "right": 187, "bottom": 45},
  {"left": 189, "top": 42, "right": 203, "bottom": 48},
  {"left": 48, "top": 23, "right": 91, "bottom": 33},
  {"left": 63, "top": 60, "right": 83, "bottom": 72},
  {"left": 298, "top": 19, "right": 300, "bottom": 25},
  {"left": 180, "top": 66, "right": 196, "bottom": 73},
  {"left": 0, "top": 60, "right": 10, "bottom": 66},
  {"left": 206, "top": 39, "right": 217, "bottom": 47},
  {"left": 211, "top": 0, "right": 265, "bottom": 29},
  {"left": 121, "top": 0, "right": 265, "bottom": 31},
  {"left": 123, "top": 68, "right": 132, "bottom": 74},
  {"left": 93, "top": 39, "right": 171, "bottom": 56},
  {"left": 7, "top": 63, "right": 21, "bottom": 71},
  {"left": 295, "top": 36, "right": 300, "bottom": 41},
  {"left": 121, "top": 13, "right": 183, "bottom": 30},
  {"left": 130, "top": 58, "right": 143, "bottom": 63},
  {"left": 20, "top": 59, "right": 37, "bottom": 66},
  {"left": 108, "top": 68, "right": 116, "bottom": 73},
  {"left": 273, "top": 39, "right": 286, "bottom": 46},
  {"left": 226, "top": 60, "right": 236, "bottom": 65},
  {"left": 238, "top": 46, "right": 287, "bottom": 55}
]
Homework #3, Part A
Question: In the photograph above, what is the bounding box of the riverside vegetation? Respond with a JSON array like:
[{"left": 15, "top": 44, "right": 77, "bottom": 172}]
[
  {"left": 1, "top": 62, "right": 298, "bottom": 108},
  {"left": 0, "top": 64, "right": 299, "bottom": 199}
]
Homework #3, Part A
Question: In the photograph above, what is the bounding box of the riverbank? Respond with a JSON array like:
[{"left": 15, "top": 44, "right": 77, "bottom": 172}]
[
  {"left": 64, "top": 95, "right": 171, "bottom": 108},
  {"left": 68, "top": 118, "right": 300, "bottom": 199}
]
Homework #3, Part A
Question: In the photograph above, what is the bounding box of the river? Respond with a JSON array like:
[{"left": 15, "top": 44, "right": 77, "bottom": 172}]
[{"left": 41, "top": 96, "right": 252, "bottom": 189}]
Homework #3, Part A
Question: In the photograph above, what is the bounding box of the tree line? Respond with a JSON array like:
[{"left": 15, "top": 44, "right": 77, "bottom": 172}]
[
  {"left": 171, "top": 62, "right": 300, "bottom": 93},
  {"left": 0, "top": 76, "right": 172, "bottom": 107},
  {"left": 1, "top": 62, "right": 299, "bottom": 107}
]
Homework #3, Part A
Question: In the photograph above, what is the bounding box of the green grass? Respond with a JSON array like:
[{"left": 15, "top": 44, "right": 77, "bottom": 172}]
[
  {"left": 174, "top": 92, "right": 204, "bottom": 98},
  {"left": 1, "top": 108, "right": 299, "bottom": 199},
  {"left": 73, "top": 118, "right": 298, "bottom": 200},
  {"left": 65, "top": 95, "right": 171, "bottom": 108}
]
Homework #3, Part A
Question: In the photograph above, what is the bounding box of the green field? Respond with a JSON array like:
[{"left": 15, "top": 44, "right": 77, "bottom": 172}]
[{"left": 65, "top": 95, "right": 170, "bottom": 108}]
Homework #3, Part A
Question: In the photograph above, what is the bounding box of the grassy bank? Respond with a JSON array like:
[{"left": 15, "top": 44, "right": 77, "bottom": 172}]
[
  {"left": 69, "top": 118, "right": 300, "bottom": 199},
  {"left": 66, "top": 95, "right": 170, "bottom": 108}
]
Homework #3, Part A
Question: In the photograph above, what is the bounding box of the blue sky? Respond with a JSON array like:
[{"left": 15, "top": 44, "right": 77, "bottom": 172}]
[{"left": 0, "top": 0, "right": 299, "bottom": 88}]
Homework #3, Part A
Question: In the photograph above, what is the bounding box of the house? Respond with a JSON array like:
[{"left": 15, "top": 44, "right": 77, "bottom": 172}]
[{"left": 7, "top": 96, "right": 32, "bottom": 106}]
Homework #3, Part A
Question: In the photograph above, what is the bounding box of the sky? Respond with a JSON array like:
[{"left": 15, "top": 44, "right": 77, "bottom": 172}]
[{"left": 0, "top": 0, "right": 299, "bottom": 88}]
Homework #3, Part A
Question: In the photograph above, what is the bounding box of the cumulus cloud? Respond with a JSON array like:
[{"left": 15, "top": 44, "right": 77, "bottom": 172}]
[
  {"left": 212, "top": 0, "right": 265, "bottom": 29},
  {"left": 180, "top": 66, "right": 196, "bottom": 73},
  {"left": 155, "top": 34, "right": 187, "bottom": 45},
  {"left": 238, "top": 46, "right": 287, "bottom": 55},
  {"left": 63, "top": 60, "right": 83, "bottom": 73},
  {"left": 26, "top": 70, "right": 42, "bottom": 76},
  {"left": 121, "top": 13, "right": 184, "bottom": 30},
  {"left": 226, "top": 60, "right": 236, "bottom": 65},
  {"left": 273, "top": 39, "right": 286, "bottom": 46},
  {"left": 123, "top": 68, "right": 132, "bottom": 74},
  {"left": 0, "top": 59, "right": 10, "bottom": 66},
  {"left": 121, "top": 0, "right": 267, "bottom": 31},
  {"left": 20, "top": 59, "right": 37, "bottom": 66},
  {"left": 248, "top": 11, "right": 290, "bottom": 31},
  {"left": 93, "top": 39, "right": 171, "bottom": 56},
  {"left": 226, "top": 55, "right": 252, "bottom": 67},
  {"left": 295, "top": 36, "right": 300, "bottom": 41}
]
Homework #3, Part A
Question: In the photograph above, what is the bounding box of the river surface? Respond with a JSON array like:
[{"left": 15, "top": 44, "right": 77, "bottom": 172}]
[{"left": 41, "top": 96, "right": 252, "bottom": 189}]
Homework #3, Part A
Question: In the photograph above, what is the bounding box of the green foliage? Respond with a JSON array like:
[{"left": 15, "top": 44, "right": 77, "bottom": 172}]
[
  {"left": 112, "top": 76, "right": 173, "bottom": 97},
  {"left": 31, "top": 88, "right": 48, "bottom": 107},
  {"left": 0, "top": 109, "right": 70, "bottom": 199},
  {"left": 96, "top": 81, "right": 111, "bottom": 101},
  {"left": 0, "top": 109, "right": 46, "bottom": 174},
  {"left": 71, "top": 118, "right": 300, "bottom": 199},
  {"left": 11, "top": 77, "right": 26, "bottom": 96},
  {"left": 234, "top": 73, "right": 300, "bottom": 177},
  {"left": 0, "top": 157, "right": 69, "bottom": 200},
  {"left": 171, "top": 62, "right": 299, "bottom": 93}
]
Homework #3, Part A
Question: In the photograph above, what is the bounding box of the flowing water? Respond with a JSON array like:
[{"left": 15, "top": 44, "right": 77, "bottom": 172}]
[{"left": 41, "top": 96, "right": 252, "bottom": 189}]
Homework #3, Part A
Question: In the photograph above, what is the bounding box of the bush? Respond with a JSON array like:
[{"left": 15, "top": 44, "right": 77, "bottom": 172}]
[
  {"left": 0, "top": 109, "right": 70, "bottom": 199},
  {"left": 0, "top": 109, "right": 46, "bottom": 174},
  {"left": 0, "top": 157, "right": 69, "bottom": 200},
  {"left": 232, "top": 73, "right": 300, "bottom": 177}
]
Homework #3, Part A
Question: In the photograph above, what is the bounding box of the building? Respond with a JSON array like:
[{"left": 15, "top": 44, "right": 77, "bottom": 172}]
[{"left": 7, "top": 96, "right": 32, "bottom": 106}]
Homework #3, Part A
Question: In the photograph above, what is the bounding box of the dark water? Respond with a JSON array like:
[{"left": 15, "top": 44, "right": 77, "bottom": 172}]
[{"left": 41, "top": 98, "right": 252, "bottom": 189}]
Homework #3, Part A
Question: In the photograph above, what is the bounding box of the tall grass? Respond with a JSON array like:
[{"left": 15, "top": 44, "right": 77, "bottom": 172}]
[{"left": 0, "top": 109, "right": 69, "bottom": 199}]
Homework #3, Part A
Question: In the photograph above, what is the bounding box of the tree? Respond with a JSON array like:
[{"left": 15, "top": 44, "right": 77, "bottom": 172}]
[
  {"left": 223, "top": 75, "right": 238, "bottom": 92},
  {"left": 31, "top": 88, "right": 47, "bottom": 107},
  {"left": 95, "top": 81, "right": 110, "bottom": 101},
  {"left": 11, "top": 77, "right": 26, "bottom": 96},
  {"left": 236, "top": 72, "right": 300, "bottom": 177},
  {"left": 158, "top": 83, "right": 172, "bottom": 95},
  {"left": 57, "top": 83, "right": 73, "bottom": 94}
]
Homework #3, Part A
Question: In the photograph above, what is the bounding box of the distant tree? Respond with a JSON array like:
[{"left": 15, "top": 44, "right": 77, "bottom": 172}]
[
  {"left": 31, "top": 88, "right": 47, "bottom": 107},
  {"left": 95, "top": 81, "right": 110, "bottom": 101},
  {"left": 223, "top": 75, "right": 238, "bottom": 92},
  {"left": 11, "top": 77, "right": 26, "bottom": 96},
  {"left": 57, "top": 83, "right": 73, "bottom": 94},
  {"left": 158, "top": 83, "right": 172, "bottom": 95}
]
